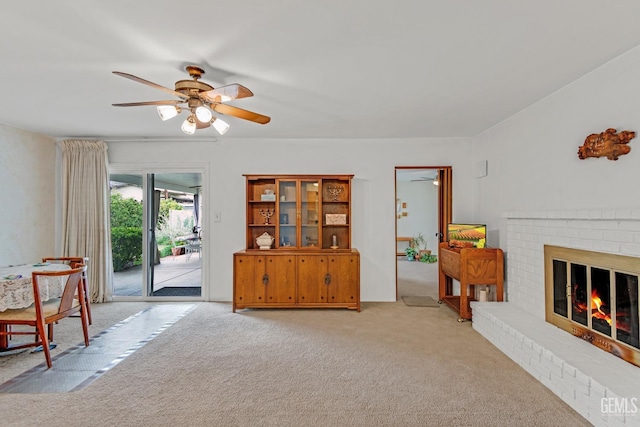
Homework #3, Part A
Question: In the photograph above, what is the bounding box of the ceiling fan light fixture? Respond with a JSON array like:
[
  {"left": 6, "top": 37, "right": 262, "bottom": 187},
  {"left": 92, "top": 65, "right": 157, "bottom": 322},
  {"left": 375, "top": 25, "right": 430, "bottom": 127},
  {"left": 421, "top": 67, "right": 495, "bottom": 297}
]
[
  {"left": 157, "top": 105, "right": 181, "bottom": 121},
  {"left": 113, "top": 67, "right": 271, "bottom": 136},
  {"left": 211, "top": 117, "right": 230, "bottom": 135},
  {"left": 195, "top": 106, "right": 213, "bottom": 123},
  {"left": 181, "top": 115, "right": 197, "bottom": 135}
]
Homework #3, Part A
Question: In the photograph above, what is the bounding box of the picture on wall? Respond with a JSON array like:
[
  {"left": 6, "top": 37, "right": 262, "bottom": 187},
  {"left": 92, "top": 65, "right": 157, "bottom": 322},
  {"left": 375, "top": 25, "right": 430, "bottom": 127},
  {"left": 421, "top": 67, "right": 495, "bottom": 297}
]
[{"left": 447, "top": 224, "right": 486, "bottom": 245}]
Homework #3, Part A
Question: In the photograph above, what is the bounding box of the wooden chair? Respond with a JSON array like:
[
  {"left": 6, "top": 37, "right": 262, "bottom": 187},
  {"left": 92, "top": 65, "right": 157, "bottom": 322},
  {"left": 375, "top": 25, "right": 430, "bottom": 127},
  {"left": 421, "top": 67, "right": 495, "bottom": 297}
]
[
  {"left": 0, "top": 265, "right": 90, "bottom": 368},
  {"left": 42, "top": 257, "right": 92, "bottom": 325}
]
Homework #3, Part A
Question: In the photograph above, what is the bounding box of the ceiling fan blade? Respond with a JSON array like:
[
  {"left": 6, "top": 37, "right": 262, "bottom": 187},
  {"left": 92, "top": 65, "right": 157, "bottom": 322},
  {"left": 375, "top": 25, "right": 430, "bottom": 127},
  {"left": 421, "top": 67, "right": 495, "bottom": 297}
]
[
  {"left": 112, "top": 71, "right": 189, "bottom": 100},
  {"left": 211, "top": 103, "right": 271, "bottom": 124},
  {"left": 112, "top": 100, "right": 184, "bottom": 107},
  {"left": 203, "top": 84, "right": 253, "bottom": 102}
]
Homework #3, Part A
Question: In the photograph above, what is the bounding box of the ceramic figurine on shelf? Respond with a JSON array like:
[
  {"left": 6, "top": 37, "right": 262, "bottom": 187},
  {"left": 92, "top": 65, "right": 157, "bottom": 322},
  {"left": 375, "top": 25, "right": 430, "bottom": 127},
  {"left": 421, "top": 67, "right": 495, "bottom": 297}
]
[
  {"left": 330, "top": 234, "right": 339, "bottom": 249},
  {"left": 256, "top": 232, "right": 274, "bottom": 249}
]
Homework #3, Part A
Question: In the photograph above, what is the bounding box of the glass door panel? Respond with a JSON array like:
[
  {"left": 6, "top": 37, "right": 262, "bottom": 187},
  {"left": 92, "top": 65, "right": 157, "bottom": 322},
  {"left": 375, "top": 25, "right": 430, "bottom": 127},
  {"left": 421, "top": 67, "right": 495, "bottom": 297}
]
[
  {"left": 571, "top": 263, "right": 588, "bottom": 326},
  {"left": 278, "top": 180, "right": 297, "bottom": 247},
  {"left": 151, "top": 173, "right": 202, "bottom": 297},
  {"left": 301, "top": 180, "right": 319, "bottom": 248},
  {"left": 110, "top": 171, "right": 202, "bottom": 298},
  {"left": 110, "top": 173, "right": 144, "bottom": 296}
]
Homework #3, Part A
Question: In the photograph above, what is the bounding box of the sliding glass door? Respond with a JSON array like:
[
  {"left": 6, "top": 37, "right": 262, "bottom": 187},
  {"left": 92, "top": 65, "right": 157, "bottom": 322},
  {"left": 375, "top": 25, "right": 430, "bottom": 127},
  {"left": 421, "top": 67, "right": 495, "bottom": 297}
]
[{"left": 109, "top": 170, "right": 203, "bottom": 298}]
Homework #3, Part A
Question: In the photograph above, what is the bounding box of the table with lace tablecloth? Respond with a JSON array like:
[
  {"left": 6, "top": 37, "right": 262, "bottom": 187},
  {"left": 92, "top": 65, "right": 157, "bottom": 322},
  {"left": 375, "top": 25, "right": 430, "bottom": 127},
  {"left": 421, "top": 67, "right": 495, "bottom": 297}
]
[
  {"left": 0, "top": 263, "right": 72, "bottom": 351},
  {"left": 0, "top": 263, "right": 71, "bottom": 312}
]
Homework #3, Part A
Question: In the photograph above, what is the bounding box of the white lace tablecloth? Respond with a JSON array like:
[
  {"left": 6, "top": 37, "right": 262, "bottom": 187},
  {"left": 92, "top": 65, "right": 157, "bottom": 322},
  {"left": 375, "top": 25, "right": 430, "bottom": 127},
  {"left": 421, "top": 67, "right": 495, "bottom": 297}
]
[{"left": 0, "top": 263, "right": 71, "bottom": 311}]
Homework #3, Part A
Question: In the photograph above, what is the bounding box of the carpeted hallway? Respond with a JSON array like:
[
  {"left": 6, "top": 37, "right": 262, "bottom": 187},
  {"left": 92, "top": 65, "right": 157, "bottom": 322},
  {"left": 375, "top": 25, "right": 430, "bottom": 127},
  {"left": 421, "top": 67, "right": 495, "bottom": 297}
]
[
  {"left": 0, "top": 299, "right": 589, "bottom": 426},
  {"left": 397, "top": 258, "right": 439, "bottom": 300}
]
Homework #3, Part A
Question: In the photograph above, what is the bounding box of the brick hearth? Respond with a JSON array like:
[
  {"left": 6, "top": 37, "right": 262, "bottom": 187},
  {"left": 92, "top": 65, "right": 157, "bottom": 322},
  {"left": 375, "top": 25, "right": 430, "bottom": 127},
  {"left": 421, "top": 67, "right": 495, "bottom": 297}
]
[{"left": 472, "top": 209, "right": 640, "bottom": 427}]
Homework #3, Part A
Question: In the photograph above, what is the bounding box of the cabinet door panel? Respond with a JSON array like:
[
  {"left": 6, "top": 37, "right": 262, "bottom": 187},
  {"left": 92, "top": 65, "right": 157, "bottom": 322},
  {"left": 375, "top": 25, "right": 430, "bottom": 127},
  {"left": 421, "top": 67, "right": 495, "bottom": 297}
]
[
  {"left": 234, "top": 255, "right": 263, "bottom": 305},
  {"left": 327, "top": 255, "right": 358, "bottom": 304},
  {"left": 265, "top": 255, "right": 296, "bottom": 304},
  {"left": 297, "top": 255, "right": 327, "bottom": 304},
  {"left": 300, "top": 180, "right": 320, "bottom": 248},
  {"left": 278, "top": 180, "right": 297, "bottom": 247}
]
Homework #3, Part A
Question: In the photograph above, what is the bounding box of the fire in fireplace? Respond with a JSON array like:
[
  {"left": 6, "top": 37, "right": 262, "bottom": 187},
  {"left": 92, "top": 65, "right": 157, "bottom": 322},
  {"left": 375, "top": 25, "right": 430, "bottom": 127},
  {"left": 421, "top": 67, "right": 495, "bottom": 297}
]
[{"left": 545, "top": 245, "right": 640, "bottom": 367}]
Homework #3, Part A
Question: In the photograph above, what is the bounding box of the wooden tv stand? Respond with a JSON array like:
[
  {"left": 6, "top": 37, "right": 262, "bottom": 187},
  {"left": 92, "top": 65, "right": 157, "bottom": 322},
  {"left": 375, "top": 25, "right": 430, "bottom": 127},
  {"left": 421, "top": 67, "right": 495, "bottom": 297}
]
[{"left": 438, "top": 242, "right": 504, "bottom": 321}]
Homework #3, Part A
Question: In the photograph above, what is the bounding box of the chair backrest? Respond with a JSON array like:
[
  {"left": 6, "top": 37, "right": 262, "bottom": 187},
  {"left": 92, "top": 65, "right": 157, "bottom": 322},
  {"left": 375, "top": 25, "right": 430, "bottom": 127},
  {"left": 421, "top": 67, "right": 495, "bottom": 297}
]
[
  {"left": 32, "top": 265, "right": 87, "bottom": 317},
  {"left": 42, "top": 256, "right": 89, "bottom": 267},
  {"left": 42, "top": 256, "right": 89, "bottom": 292}
]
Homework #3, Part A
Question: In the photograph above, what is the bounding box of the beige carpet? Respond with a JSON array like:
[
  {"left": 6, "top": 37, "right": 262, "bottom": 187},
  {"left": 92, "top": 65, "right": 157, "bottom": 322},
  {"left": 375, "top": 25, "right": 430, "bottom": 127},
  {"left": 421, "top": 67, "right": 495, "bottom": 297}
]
[
  {"left": 401, "top": 295, "right": 440, "bottom": 307},
  {"left": 397, "top": 258, "right": 440, "bottom": 300},
  {"left": 0, "top": 301, "right": 153, "bottom": 384},
  {"left": 0, "top": 301, "right": 589, "bottom": 426}
]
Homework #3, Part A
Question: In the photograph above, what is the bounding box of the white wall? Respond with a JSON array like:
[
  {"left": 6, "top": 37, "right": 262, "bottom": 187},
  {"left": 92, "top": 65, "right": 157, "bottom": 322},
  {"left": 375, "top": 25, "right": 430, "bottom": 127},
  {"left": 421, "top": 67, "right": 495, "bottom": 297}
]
[
  {"left": 472, "top": 44, "right": 640, "bottom": 251},
  {"left": 107, "top": 138, "right": 474, "bottom": 301},
  {"left": 0, "top": 123, "right": 57, "bottom": 266},
  {"left": 467, "top": 44, "right": 640, "bottom": 424}
]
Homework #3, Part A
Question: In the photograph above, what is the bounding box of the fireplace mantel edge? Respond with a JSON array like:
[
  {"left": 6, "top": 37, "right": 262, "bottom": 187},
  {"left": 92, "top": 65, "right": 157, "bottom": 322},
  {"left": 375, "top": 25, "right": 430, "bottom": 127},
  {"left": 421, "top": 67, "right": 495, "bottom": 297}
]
[{"left": 503, "top": 209, "right": 640, "bottom": 220}]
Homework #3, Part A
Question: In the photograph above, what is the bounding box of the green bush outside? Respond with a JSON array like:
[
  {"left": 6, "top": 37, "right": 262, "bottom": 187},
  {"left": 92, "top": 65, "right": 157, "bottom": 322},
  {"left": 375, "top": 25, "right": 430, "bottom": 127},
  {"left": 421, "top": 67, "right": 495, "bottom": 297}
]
[
  {"left": 111, "top": 226, "right": 143, "bottom": 271},
  {"left": 110, "top": 193, "right": 189, "bottom": 270},
  {"left": 156, "top": 235, "right": 171, "bottom": 246},
  {"left": 159, "top": 246, "right": 173, "bottom": 258},
  {"left": 110, "top": 193, "right": 143, "bottom": 228}
]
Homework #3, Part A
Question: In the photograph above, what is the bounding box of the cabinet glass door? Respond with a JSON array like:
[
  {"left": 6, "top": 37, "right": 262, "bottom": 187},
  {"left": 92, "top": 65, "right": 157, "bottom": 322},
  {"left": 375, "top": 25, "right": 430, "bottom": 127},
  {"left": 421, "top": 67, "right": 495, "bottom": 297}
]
[
  {"left": 278, "top": 180, "right": 297, "bottom": 247},
  {"left": 301, "top": 180, "right": 320, "bottom": 248}
]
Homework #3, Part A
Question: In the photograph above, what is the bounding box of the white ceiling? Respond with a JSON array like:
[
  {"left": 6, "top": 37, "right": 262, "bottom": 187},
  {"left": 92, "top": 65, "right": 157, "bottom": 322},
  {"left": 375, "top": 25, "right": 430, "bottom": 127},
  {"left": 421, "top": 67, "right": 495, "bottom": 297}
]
[{"left": 3, "top": 1, "right": 640, "bottom": 141}]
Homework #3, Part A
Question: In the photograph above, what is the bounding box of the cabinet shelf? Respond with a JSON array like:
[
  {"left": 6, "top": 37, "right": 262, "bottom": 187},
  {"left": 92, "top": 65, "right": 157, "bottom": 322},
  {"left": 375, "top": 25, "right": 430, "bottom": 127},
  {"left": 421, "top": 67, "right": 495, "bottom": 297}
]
[{"left": 243, "top": 174, "right": 353, "bottom": 251}]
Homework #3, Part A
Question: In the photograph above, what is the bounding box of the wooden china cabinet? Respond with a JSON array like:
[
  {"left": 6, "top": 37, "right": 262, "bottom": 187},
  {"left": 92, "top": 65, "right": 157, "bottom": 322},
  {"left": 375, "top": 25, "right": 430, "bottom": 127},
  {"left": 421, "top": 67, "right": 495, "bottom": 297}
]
[{"left": 233, "top": 174, "right": 360, "bottom": 312}]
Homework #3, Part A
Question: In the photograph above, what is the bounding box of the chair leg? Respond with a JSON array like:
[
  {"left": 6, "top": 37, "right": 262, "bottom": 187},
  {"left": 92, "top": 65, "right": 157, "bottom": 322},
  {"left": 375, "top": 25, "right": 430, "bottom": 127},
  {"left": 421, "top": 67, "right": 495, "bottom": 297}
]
[
  {"left": 80, "top": 307, "right": 90, "bottom": 347},
  {"left": 37, "top": 323, "right": 52, "bottom": 369},
  {"left": 83, "top": 278, "right": 92, "bottom": 325}
]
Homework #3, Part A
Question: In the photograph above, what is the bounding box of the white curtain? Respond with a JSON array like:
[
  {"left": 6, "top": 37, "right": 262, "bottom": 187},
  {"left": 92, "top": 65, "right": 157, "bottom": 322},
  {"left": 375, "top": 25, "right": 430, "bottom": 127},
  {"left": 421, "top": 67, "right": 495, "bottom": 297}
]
[{"left": 59, "top": 140, "right": 113, "bottom": 303}]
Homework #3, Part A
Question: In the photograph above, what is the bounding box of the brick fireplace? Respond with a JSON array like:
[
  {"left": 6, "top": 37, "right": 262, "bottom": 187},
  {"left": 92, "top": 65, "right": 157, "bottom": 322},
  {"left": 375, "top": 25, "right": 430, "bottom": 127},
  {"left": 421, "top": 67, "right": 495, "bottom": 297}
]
[
  {"left": 472, "top": 209, "right": 640, "bottom": 427},
  {"left": 544, "top": 245, "right": 639, "bottom": 368}
]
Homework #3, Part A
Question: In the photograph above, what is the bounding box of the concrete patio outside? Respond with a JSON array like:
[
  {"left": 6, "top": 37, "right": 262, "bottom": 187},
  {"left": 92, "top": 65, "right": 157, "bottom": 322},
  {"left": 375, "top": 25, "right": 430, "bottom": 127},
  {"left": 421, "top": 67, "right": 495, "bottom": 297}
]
[{"left": 113, "top": 252, "right": 201, "bottom": 297}]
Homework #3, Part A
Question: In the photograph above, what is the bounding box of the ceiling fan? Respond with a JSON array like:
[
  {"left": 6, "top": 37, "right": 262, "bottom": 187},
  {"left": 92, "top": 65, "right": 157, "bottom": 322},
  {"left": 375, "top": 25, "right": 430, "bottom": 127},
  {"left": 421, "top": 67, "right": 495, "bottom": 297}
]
[
  {"left": 112, "top": 65, "right": 270, "bottom": 135},
  {"left": 410, "top": 174, "right": 439, "bottom": 185}
]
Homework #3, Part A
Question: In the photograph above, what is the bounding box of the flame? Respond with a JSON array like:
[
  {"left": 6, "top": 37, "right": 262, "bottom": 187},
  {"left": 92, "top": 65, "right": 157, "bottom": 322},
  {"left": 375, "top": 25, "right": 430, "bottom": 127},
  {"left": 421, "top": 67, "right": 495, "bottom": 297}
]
[
  {"left": 572, "top": 285, "right": 612, "bottom": 326},
  {"left": 590, "top": 290, "right": 612, "bottom": 326}
]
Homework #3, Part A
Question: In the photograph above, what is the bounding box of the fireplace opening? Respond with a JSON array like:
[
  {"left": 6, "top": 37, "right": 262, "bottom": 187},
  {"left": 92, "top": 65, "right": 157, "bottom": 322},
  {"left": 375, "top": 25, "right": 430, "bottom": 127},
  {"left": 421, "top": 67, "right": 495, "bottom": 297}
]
[{"left": 545, "top": 245, "right": 640, "bottom": 367}]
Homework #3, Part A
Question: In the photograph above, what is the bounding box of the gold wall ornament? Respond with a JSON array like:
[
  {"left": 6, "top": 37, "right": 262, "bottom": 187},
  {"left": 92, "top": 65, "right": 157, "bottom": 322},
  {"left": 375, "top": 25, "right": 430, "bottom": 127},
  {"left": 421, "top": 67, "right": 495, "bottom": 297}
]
[{"left": 578, "top": 128, "right": 635, "bottom": 161}]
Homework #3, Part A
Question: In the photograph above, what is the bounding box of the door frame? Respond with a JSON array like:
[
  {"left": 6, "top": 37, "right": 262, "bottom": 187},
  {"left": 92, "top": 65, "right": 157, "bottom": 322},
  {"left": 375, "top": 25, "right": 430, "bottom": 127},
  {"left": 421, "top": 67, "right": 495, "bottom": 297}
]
[
  {"left": 394, "top": 166, "right": 452, "bottom": 300},
  {"left": 109, "top": 163, "right": 209, "bottom": 300}
]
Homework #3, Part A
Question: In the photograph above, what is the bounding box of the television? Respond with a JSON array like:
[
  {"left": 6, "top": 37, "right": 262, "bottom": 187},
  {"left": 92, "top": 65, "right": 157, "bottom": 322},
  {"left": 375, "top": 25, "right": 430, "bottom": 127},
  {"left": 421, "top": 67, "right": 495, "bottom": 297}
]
[{"left": 447, "top": 224, "right": 486, "bottom": 247}]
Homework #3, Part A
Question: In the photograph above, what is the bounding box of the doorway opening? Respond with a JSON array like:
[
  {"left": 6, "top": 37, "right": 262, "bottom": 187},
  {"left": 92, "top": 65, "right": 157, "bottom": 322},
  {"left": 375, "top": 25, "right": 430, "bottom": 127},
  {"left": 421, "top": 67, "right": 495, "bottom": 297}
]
[
  {"left": 395, "top": 167, "right": 452, "bottom": 301},
  {"left": 109, "top": 171, "right": 203, "bottom": 299}
]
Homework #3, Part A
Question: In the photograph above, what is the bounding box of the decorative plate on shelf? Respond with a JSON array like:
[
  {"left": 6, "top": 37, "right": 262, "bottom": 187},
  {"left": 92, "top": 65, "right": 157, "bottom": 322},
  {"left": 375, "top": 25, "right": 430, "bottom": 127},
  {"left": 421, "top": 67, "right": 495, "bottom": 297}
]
[{"left": 325, "top": 214, "right": 347, "bottom": 225}]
